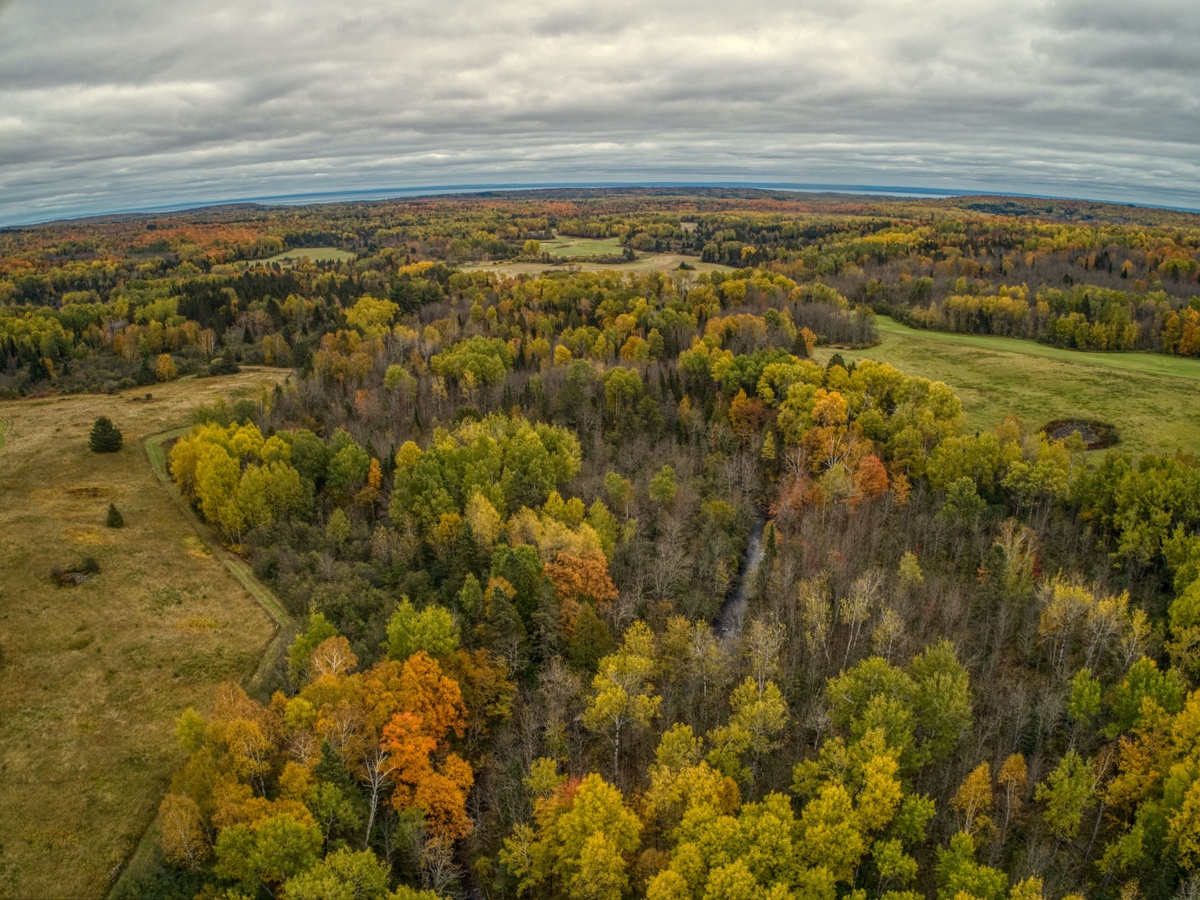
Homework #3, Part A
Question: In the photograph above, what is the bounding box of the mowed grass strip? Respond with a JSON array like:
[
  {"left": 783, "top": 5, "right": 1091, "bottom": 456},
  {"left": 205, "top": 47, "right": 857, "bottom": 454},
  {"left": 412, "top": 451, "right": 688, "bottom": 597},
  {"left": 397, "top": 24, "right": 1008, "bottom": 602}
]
[
  {"left": 831, "top": 317, "right": 1200, "bottom": 456},
  {"left": 0, "top": 370, "right": 283, "bottom": 899}
]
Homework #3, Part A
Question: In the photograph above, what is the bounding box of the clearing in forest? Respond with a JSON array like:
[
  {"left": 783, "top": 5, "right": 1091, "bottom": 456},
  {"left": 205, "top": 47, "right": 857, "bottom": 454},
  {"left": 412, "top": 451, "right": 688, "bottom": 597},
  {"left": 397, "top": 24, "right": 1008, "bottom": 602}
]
[
  {"left": 0, "top": 369, "right": 284, "bottom": 899},
  {"left": 255, "top": 246, "right": 357, "bottom": 266},
  {"left": 833, "top": 316, "right": 1200, "bottom": 456},
  {"left": 464, "top": 251, "right": 733, "bottom": 277}
]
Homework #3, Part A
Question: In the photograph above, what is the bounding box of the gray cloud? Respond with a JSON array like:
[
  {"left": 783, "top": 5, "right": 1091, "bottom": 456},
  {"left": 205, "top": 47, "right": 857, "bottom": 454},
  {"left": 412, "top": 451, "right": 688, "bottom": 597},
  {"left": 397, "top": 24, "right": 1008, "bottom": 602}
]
[{"left": 1, "top": 0, "right": 1198, "bottom": 225}]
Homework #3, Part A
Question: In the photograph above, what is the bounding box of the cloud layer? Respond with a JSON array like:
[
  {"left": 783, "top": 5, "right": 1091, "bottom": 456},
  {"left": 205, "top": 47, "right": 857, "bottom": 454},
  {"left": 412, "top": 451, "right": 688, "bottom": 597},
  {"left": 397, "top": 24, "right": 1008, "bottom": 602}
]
[{"left": 1, "top": 0, "right": 1198, "bottom": 224}]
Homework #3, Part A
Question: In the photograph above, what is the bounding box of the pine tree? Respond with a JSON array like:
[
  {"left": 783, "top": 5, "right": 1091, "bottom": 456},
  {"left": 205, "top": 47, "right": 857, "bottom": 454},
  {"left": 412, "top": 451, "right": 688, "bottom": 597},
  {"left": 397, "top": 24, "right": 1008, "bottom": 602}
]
[
  {"left": 89, "top": 416, "right": 123, "bottom": 453},
  {"left": 135, "top": 356, "right": 155, "bottom": 386},
  {"left": 106, "top": 503, "right": 124, "bottom": 528}
]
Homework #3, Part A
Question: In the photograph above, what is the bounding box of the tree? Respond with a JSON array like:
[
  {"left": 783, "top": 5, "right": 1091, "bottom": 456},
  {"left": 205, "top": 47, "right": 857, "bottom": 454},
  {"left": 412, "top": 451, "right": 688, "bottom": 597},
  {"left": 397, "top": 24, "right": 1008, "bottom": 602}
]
[
  {"left": 649, "top": 465, "right": 678, "bottom": 505},
  {"left": 501, "top": 771, "right": 641, "bottom": 899},
  {"left": 106, "top": 503, "right": 124, "bottom": 528},
  {"left": 386, "top": 598, "right": 460, "bottom": 662},
  {"left": 935, "top": 832, "right": 1006, "bottom": 900},
  {"left": 289, "top": 612, "right": 339, "bottom": 685},
  {"left": 214, "top": 813, "right": 323, "bottom": 895},
  {"left": 583, "top": 622, "right": 662, "bottom": 781},
  {"left": 1035, "top": 749, "right": 1093, "bottom": 842},
  {"left": 159, "top": 793, "right": 209, "bottom": 870},
  {"left": 156, "top": 353, "right": 177, "bottom": 382},
  {"left": 952, "top": 762, "right": 993, "bottom": 834},
  {"left": 380, "top": 652, "right": 474, "bottom": 841},
  {"left": 89, "top": 415, "right": 122, "bottom": 452},
  {"left": 281, "top": 847, "right": 389, "bottom": 900}
]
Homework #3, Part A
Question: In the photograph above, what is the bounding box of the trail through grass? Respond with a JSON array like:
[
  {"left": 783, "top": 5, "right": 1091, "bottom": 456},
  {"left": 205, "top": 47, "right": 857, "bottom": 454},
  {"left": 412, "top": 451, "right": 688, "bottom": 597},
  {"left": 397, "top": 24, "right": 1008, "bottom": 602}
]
[{"left": 831, "top": 317, "right": 1200, "bottom": 456}]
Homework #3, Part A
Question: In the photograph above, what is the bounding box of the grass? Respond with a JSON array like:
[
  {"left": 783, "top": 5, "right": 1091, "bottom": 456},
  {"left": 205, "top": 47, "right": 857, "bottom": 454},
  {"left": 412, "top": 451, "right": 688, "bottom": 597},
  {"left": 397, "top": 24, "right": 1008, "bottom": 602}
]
[
  {"left": 255, "top": 247, "right": 357, "bottom": 266},
  {"left": 828, "top": 317, "right": 1200, "bottom": 456},
  {"left": 542, "top": 235, "right": 625, "bottom": 258},
  {"left": 0, "top": 370, "right": 285, "bottom": 899},
  {"left": 0, "top": 417, "right": 7, "bottom": 450},
  {"left": 464, "top": 252, "right": 733, "bottom": 277}
]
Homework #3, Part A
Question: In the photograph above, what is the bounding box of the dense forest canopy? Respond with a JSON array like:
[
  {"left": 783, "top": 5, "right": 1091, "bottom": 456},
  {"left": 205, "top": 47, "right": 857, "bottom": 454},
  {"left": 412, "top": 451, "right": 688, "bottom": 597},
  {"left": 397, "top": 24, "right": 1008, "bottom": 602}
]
[{"left": 5, "top": 189, "right": 1200, "bottom": 900}]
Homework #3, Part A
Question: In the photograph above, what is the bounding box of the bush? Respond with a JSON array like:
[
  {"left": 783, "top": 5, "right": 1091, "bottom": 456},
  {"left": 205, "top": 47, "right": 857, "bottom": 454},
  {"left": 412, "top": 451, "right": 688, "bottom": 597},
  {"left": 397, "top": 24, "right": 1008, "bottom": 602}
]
[
  {"left": 51, "top": 556, "right": 100, "bottom": 586},
  {"left": 206, "top": 357, "right": 240, "bottom": 376},
  {"left": 89, "top": 416, "right": 123, "bottom": 453},
  {"left": 106, "top": 503, "right": 124, "bottom": 528}
]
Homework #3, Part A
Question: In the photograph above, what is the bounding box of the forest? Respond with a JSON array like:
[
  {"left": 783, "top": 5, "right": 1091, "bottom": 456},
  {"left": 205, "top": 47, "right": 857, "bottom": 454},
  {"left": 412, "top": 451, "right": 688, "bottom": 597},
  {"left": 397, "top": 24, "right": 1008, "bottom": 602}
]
[{"left": 4, "top": 188, "right": 1200, "bottom": 900}]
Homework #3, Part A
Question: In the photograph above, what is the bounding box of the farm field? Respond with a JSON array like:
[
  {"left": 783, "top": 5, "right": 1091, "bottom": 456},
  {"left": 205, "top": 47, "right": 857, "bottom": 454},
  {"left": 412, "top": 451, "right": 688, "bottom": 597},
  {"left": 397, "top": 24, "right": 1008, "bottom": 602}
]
[
  {"left": 255, "top": 246, "right": 357, "bottom": 265},
  {"left": 542, "top": 234, "right": 625, "bottom": 257},
  {"left": 831, "top": 317, "right": 1200, "bottom": 456},
  {"left": 0, "top": 370, "right": 284, "bottom": 899},
  {"left": 464, "top": 251, "right": 733, "bottom": 276}
]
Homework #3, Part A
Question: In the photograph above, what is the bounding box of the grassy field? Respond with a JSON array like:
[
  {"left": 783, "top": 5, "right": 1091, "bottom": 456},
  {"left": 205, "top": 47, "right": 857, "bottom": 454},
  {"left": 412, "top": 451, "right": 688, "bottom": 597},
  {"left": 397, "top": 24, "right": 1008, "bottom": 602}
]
[
  {"left": 829, "top": 317, "right": 1200, "bottom": 456},
  {"left": 0, "top": 370, "right": 284, "bottom": 898},
  {"left": 542, "top": 235, "right": 625, "bottom": 257},
  {"left": 465, "top": 252, "right": 733, "bottom": 277},
  {"left": 255, "top": 247, "right": 357, "bottom": 265}
]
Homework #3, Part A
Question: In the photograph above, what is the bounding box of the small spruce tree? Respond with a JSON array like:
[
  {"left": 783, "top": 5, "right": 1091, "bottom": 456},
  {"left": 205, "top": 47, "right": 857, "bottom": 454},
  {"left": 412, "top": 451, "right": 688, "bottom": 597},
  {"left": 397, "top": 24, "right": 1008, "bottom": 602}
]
[
  {"left": 135, "top": 356, "right": 155, "bottom": 386},
  {"left": 106, "top": 503, "right": 124, "bottom": 528},
  {"left": 89, "top": 416, "right": 123, "bottom": 453}
]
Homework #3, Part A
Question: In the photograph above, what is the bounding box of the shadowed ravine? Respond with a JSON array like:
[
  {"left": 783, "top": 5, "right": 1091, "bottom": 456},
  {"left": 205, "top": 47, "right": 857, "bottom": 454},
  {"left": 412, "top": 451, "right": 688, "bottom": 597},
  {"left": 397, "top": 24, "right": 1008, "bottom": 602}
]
[{"left": 715, "top": 515, "right": 767, "bottom": 641}]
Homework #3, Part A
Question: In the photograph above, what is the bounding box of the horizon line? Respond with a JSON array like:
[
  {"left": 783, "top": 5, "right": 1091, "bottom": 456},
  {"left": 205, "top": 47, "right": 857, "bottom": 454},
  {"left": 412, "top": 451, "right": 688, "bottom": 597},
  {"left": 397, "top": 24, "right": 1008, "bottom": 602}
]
[{"left": 6, "top": 180, "right": 1200, "bottom": 229}]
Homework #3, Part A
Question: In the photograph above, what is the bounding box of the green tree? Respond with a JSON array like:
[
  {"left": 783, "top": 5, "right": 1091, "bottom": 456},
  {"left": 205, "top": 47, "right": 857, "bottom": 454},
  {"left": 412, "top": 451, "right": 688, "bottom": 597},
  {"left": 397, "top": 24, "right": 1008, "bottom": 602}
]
[
  {"left": 386, "top": 598, "right": 460, "bottom": 662},
  {"left": 89, "top": 415, "right": 122, "bottom": 453},
  {"left": 1035, "top": 749, "right": 1093, "bottom": 841},
  {"left": 649, "top": 465, "right": 678, "bottom": 505},
  {"left": 282, "top": 847, "right": 389, "bottom": 900},
  {"left": 214, "top": 814, "right": 322, "bottom": 895},
  {"left": 583, "top": 622, "right": 662, "bottom": 781}
]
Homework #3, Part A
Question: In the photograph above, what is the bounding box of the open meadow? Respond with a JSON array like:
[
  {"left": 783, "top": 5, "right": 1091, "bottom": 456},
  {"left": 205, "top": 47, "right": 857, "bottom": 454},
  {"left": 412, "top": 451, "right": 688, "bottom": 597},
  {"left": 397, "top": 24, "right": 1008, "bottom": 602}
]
[
  {"left": 542, "top": 234, "right": 625, "bottom": 257},
  {"left": 254, "top": 247, "right": 358, "bottom": 266},
  {"left": 831, "top": 317, "right": 1200, "bottom": 456},
  {"left": 464, "top": 251, "right": 733, "bottom": 277},
  {"left": 0, "top": 370, "right": 285, "bottom": 899}
]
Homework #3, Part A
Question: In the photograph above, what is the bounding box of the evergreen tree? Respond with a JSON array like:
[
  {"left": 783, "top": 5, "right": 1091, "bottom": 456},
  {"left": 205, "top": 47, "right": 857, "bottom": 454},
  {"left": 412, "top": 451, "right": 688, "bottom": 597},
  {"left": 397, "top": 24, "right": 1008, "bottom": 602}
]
[
  {"left": 135, "top": 356, "right": 155, "bottom": 386},
  {"left": 106, "top": 503, "right": 124, "bottom": 528},
  {"left": 89, "top": 416, "right": 123, "bottom": 453}
]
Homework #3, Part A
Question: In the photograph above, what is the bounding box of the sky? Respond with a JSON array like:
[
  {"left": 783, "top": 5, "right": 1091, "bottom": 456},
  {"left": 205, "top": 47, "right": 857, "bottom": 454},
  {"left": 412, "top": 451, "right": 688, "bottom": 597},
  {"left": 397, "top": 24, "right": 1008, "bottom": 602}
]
[{"left": 1, "top": 0, "right": 1198, "bottom": 226}]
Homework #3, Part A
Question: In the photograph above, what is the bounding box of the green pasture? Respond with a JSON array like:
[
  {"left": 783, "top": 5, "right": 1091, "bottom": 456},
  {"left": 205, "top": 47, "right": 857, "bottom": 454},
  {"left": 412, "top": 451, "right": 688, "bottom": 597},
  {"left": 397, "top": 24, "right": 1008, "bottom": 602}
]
[
  {"left": 542, "top": 235, "right": 626, "bottom": 258},
  {"left": 830, "top": 317, "right": 1200, "bottom": 456}
]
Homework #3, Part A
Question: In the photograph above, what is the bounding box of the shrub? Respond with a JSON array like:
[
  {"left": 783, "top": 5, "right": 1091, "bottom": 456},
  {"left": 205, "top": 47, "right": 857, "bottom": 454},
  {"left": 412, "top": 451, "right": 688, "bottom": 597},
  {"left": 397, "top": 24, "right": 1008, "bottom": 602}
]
[
  {"left": 51, "top": 556, "right": 100, "bottom": 586},
  {"left": 89, "top": 416, "right": 123, "bottom": 453},
  {"left": 207, "top": 357, "right": 240, "bottom": 376},
  {"left": 106, "top": 503, "right": 124, "bottom": 528}
]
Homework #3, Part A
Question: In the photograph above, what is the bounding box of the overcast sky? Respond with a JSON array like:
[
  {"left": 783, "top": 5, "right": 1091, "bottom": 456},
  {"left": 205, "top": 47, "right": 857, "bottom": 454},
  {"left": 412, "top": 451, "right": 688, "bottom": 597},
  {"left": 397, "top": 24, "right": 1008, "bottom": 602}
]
[{"left": 1, "top": 0, "right": 1198, "bottom": 225}]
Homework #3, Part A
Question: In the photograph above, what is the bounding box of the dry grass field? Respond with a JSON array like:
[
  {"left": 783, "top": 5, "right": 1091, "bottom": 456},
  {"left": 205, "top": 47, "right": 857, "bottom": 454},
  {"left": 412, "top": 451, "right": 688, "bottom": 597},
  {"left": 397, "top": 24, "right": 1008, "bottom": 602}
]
[{"left": 0, "top": 370, "right": 285, "bottom": 898}]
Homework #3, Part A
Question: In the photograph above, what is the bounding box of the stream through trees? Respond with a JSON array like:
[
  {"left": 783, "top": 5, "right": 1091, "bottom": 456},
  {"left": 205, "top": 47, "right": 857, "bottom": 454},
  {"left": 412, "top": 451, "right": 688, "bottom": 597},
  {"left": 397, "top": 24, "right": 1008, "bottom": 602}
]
[{"left": 715, "top": 515, "right": 767, "bottom": 641}]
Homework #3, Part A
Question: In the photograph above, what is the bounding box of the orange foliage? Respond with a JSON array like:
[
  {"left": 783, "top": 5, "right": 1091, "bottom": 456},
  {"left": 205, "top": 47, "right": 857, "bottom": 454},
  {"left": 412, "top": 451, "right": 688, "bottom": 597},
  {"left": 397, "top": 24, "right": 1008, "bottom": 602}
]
[
  {"left": 380, "top": 652, "right": 475, "bottom": 840},
  {"left": 851, "top": 455, "right": 890, "bottom": 506},
  {"left": 545, "top": 550, "right": 620, "bottom": 610},
  {"left": 729, "top": 389, "right": 772, "bottom": 445}
]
